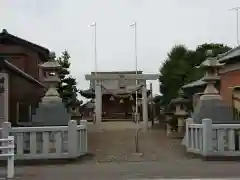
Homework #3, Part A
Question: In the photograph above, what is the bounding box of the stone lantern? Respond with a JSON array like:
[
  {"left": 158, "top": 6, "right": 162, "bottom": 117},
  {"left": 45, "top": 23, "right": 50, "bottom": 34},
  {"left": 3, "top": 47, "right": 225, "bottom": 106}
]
[
  {"left": 191, "top": 50, "right": 235, "bottom": 124},
  {"left": 40, "top": 52, "right": 61, "bottom": 102},
  {"left": 197, "top": 50, "right": 224, "bottom": 97},
  {"left": 170, "top": 89, "right": 189, "bottom": 134},
  {"left": 32, "top": 52, "right": 71, "bottom": 126}
]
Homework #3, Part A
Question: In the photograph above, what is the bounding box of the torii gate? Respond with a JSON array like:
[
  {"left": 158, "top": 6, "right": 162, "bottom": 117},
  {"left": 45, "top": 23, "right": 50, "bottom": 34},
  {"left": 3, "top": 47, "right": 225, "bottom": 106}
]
[{"left": 85, "top": 73, "right": 159, "bottom": 131}]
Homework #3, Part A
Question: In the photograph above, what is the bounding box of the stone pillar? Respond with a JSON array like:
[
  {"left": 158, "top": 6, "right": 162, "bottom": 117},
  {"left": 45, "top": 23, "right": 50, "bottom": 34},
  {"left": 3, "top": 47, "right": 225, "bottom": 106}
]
[
  {"left": 95, "top": 82, "right": 102, "bottom": 124},
  {"left": 0, "top": 73, "right": 9, "bottom": 126},
  {"left": 142, "top": 85, "right": 148, "bottom": 131}
]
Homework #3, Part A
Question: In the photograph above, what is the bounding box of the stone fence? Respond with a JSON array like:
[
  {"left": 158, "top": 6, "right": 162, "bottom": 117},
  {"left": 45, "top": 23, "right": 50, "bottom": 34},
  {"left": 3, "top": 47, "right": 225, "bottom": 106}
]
[
  {"left": 185, "top": 118, "right": 240, "bottom": 157},
  {"left": 0, "top": 120, "right": 87, "bottom": 160}
]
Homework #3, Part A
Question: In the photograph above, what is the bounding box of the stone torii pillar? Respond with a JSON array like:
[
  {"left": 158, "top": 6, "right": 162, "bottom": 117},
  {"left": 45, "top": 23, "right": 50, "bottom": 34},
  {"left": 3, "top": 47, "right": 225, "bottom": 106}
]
[
  {"left": 141, "top": 85, "right": 148, "bottom": 131},
  {"left": 95, "top": 81, "right": 102, "bottom": 125},
  {"left": 85, "top": 73, "right": 159, "bottom": 131}
]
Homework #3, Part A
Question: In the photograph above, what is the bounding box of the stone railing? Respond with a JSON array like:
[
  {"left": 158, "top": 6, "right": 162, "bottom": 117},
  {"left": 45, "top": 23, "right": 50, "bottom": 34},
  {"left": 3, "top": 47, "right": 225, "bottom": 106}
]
[
  {"left": 186, "top": 118, "right": 240, "bottom": 157},
  {"left": 0, "top": 120, "right": 87, "bottom": 160},
  {"left": 0, "top": 136, "right": 14, "bottom": 178}
]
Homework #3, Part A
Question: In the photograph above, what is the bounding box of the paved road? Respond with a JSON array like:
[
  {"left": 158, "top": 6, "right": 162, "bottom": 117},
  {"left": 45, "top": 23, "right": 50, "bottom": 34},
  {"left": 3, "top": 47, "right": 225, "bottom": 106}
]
[{"left": 4, "top": 161, "right": 240, "bottom": 180}]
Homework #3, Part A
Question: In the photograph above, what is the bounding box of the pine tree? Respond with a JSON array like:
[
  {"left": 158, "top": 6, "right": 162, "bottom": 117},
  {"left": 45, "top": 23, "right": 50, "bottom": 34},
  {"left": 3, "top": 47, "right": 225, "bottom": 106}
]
[{"left": 55, "top": 50, "right": 80, "bottom": 108}]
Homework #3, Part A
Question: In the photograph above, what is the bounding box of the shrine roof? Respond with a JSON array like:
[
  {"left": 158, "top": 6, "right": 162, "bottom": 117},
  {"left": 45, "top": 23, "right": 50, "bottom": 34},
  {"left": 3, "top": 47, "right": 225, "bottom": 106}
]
[
  {"left": 182, "top": 78, "right": 207, "bottom": 89},
  {"left": 91, "top": 71, "right": 143, "bottom": 74},
  {"left": 198, "top": 57, "right": 224, "bottom": 68},
  {"left": 217, "top": 46, "right": 240, "bottom": 63},
  {"left": 0, "top": 58, "right": 45, "bottom": 87},
  {"left": 80, "top": 87, "right": 151, "bottom": 99},
  {"left": 40, "top": 61, "right": 61, "bottom": 69},
  {"left": 0, "top": 29, "right": 50, "bottom": 61}
]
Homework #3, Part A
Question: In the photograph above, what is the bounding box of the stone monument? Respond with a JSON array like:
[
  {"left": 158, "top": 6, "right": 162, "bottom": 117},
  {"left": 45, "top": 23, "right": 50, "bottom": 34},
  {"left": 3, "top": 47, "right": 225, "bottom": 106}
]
[{"left": 32, "top": 53, "right": 71, "bottom": 126}]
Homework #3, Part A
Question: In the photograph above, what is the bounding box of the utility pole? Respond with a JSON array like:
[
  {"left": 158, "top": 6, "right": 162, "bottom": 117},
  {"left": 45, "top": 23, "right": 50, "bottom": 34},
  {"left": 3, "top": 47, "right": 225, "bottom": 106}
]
[
  {"left": 90, "top": 22, "right": 97, "bottom": 74},
  {"left": 89, "top": 22, "right": 98, "bottom": 123},
  {"left": 150, "top": 83, "right": 154, "bottom": 127},
  {"left": 229, "top": 7, "right": 240, "bottom": 46},
  {"left": 130, "top": 22, "right": 140, "bottom": 153}
]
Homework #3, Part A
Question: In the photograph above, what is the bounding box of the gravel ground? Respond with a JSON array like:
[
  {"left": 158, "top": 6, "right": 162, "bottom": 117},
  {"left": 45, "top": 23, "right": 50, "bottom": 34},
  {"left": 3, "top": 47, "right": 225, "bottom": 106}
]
[{"left": 87, "top": 129, "right": 187, "bottom": 163}]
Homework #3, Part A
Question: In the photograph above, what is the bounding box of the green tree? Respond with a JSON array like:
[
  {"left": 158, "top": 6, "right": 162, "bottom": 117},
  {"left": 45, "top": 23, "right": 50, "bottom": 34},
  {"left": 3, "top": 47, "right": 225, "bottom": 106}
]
[
  {"left": 159, "top": 43, "right": 231, "bottom": 106},
  {"left": 56, "top": 50, "right": 80, "bottom": 108}
]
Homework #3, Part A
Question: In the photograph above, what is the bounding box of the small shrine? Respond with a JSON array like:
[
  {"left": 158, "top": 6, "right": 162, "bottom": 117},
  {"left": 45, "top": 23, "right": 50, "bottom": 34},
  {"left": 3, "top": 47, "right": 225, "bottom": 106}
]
[{"left": 32, "top": 53, "right": 71, "bottom": 126}]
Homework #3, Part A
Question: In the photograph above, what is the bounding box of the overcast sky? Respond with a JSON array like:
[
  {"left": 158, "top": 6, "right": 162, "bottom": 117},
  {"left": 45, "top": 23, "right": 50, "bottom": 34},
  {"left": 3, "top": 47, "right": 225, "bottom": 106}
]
[{"left": 0, "top": 0, "right": 239, "bottom": 101}]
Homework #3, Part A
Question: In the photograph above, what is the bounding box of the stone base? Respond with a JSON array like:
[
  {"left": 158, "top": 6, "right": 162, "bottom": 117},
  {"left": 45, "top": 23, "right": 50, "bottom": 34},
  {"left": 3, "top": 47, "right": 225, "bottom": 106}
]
[
  {"left": 32, "top": 100, "right": 71, "bottom": 126},
  {"left": 87, "top": 121, "right": 150, "bottom": 132},
  {"left": 185, "top": 151, "right": 240, "bottom": 161},
  {"left": 192, "top": 97, "right": 234, "bottom": 124},
  {"left": 0, "top": 153, "right": 92, "bottom": 166}
]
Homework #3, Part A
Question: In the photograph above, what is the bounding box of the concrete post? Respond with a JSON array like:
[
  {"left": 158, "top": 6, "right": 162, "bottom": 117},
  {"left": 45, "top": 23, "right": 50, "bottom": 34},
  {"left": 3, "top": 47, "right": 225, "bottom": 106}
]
[
  {"left": 95, "top": 83, "right": 102, "bottom": 125},
  {"left": 185, "top": 118, "right": 193, "bottom": 148},
  {"left": 0, "top": 73, "right": 9, "bottom": 125},
  {"left": 142, "top": 85, "right": 148, "bottom": 132},
  {"left": 2, "top": 121, "right": 11, "bottom": 138},
  {"left": 7, "top": 136, "right": 14, "bottom": 179},
  {"left": 68, "top": 120, "right": 78, "bottom": 157},
  {"left": 80, "top": 120, "right": 88, "bottom": 153},
  {"left": 2, "top": 122, "right": 11, "bottom": 155},
  {"left": 202, "top": 118, "right": 212, "bottom": 156}
]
